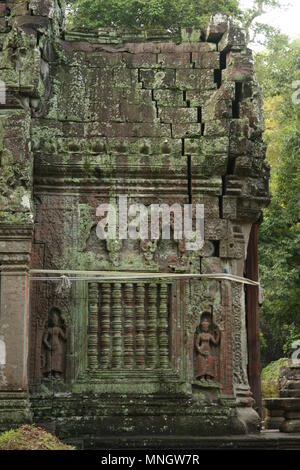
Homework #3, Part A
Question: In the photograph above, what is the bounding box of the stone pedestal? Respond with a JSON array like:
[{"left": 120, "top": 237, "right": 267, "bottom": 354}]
[
  {"left": 280, "top": 364, "right": 300, "bottom": 399},
  {"left": 0, "top": 225, "right": 33, "bottom": 430},
  {"left": 264, "top": 400, "right": 285, "bottom": 430},
  {"left": 280, "top": 364, "right": 300, "bottom": 432},
  {"left": 280, "top": 399, "right": 300, "bottom": 433},
  {"left": 234, "top": 385, "right": 261, "bottom": 433},
  {"left": 264, "top": 365, "right": 300, "bottom": 433}
]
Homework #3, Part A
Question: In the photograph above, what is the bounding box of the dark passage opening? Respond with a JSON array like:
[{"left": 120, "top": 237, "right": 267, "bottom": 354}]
[
  {"left": 187, "top": 155, "right": 192, "bottom": 204},
  {"left": 232, "top": 82, "right": 243, "bottom": 119},
  {"left": 214, "top": 69, "right": 222, "bottom": 89}
]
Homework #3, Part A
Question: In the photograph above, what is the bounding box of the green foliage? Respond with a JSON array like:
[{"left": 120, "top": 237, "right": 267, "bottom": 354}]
[
  {"left": 282, "top": 324, "right": 300, "bottom": 356},
  {"left": 66, "top": 0, "right": 241, "bottom": 32},
  {"left": 66, "top": 0, "right": 287, "bottom": 45},
  {"left": 255, "top": 34, "right": 300, "bottom": 98},
  {"left": 0, "top": 425, "right": 75, "bottom": 450},
  {"left": 261, "top": 358, "right": 289, "bottom": 398},
  {"left": 257, "top": 34, "right": 300, "bottom": 365}
]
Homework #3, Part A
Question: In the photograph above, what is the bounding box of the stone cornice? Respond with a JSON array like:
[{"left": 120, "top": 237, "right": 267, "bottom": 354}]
[{"left": 0, "top": 223, "right": 34, "bottom": 240}]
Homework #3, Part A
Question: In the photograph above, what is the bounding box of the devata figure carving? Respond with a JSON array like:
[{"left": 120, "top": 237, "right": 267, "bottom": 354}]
[
  {"left": 195, "top": 314, "right": 220, "bottom": 383},
  {"left": 42, "top": 307, "right": 66, "bottom": 379}
]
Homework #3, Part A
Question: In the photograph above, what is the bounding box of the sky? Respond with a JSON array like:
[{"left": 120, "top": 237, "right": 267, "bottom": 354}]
[{"left": 240, "top": 0, "right": 300, "bottom": 40}]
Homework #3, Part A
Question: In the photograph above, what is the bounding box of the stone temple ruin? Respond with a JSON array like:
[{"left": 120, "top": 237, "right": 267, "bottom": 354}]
[{"left": 0, "top": 1, "right": 273, "bottom": 447}]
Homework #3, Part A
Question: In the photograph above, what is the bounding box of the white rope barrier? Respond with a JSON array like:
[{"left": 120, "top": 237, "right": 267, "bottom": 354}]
[{"left": 28, "top": 269, "right": 259, "bottom": 287}]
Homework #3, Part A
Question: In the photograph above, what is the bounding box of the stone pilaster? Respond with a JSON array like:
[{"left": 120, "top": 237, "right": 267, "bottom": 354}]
[
  {"left": 231, "top": 282, "right": 260, "bottom": 433},
  {"left": 0, "top": 224, "right": 33, "bottom": 430}
]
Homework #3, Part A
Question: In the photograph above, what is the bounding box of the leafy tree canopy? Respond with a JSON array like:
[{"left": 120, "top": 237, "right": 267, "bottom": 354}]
[
  {"left": 66, "top": 1, "right": 287, "bottom": 48},
  {"left": 66, "top": 0, "right": 241, "bottom": 31},
  {"left": 256, "top": 34, "right": 300, "bottom": 364}
]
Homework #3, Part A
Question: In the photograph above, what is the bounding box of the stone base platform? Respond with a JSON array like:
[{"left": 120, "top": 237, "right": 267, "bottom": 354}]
[
  {"left": 30, "top": 391, "right": 262, "bottom": 440},
  {"left": 0, "top": 392, "right": 32, "bottom": 433},
  {"left": 67, "top": 431, "right": 300, "bottom": 450},
  {"left": 264, "top": 398, "right": 300, "bottom": 432}
]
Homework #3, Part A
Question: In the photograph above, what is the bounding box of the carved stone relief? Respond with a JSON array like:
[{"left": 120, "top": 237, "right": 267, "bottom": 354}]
[
  {"left": 194, "top": 312, "right": 221, "bottom": 383},
  {"left": 42, "top": 307, "right": 67, "bottom": 381}
]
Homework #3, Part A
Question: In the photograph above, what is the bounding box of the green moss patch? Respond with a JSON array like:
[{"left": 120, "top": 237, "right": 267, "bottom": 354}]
[
  {"left": 261, "top": 358, "right": 289, "bottom": 398},
  {"left": 0, "top": 425, "right": 75, "bottom": 450}
]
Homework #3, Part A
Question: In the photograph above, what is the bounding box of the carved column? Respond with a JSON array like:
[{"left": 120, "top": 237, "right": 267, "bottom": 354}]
[
  {"left": 124, "top": 283, "right": 134, "bottom": 369},
  {"left": 220, "top": 281, "right": 233, "bottom": 396},
  {"left": 158, "top": 283, "right": 169, "bottom": 369},
  {"left": 111, "top": 283, "right": 122, "bottom": 368},
  {"left": 135, "top": 283, "right": 146, "bottom": 369},
  {"left": 246, "top": 222, "right": 262, "bottom": 416},
  {"left": 232, "top": 283, "right": 249, "bottom": 390},
  {"left": 147, "top": 283, "right": 158, "bottom": 369},
  {"left": 232, "top": 281, "right": 260, "bottom": 433},
  {"left": 87, "top": 283, "right": 99, "bottom": 370},
  {"left": 99, "top": 283, "right": 111, "bottom": 368}
]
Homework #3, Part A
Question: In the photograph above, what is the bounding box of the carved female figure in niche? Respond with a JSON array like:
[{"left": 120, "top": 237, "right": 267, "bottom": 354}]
[
  {"left": 43, "top": 307, "right": 66, "bottom": 379},
  {"left": 195, "top": 315, "right": 220, "bottom": 383}
]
